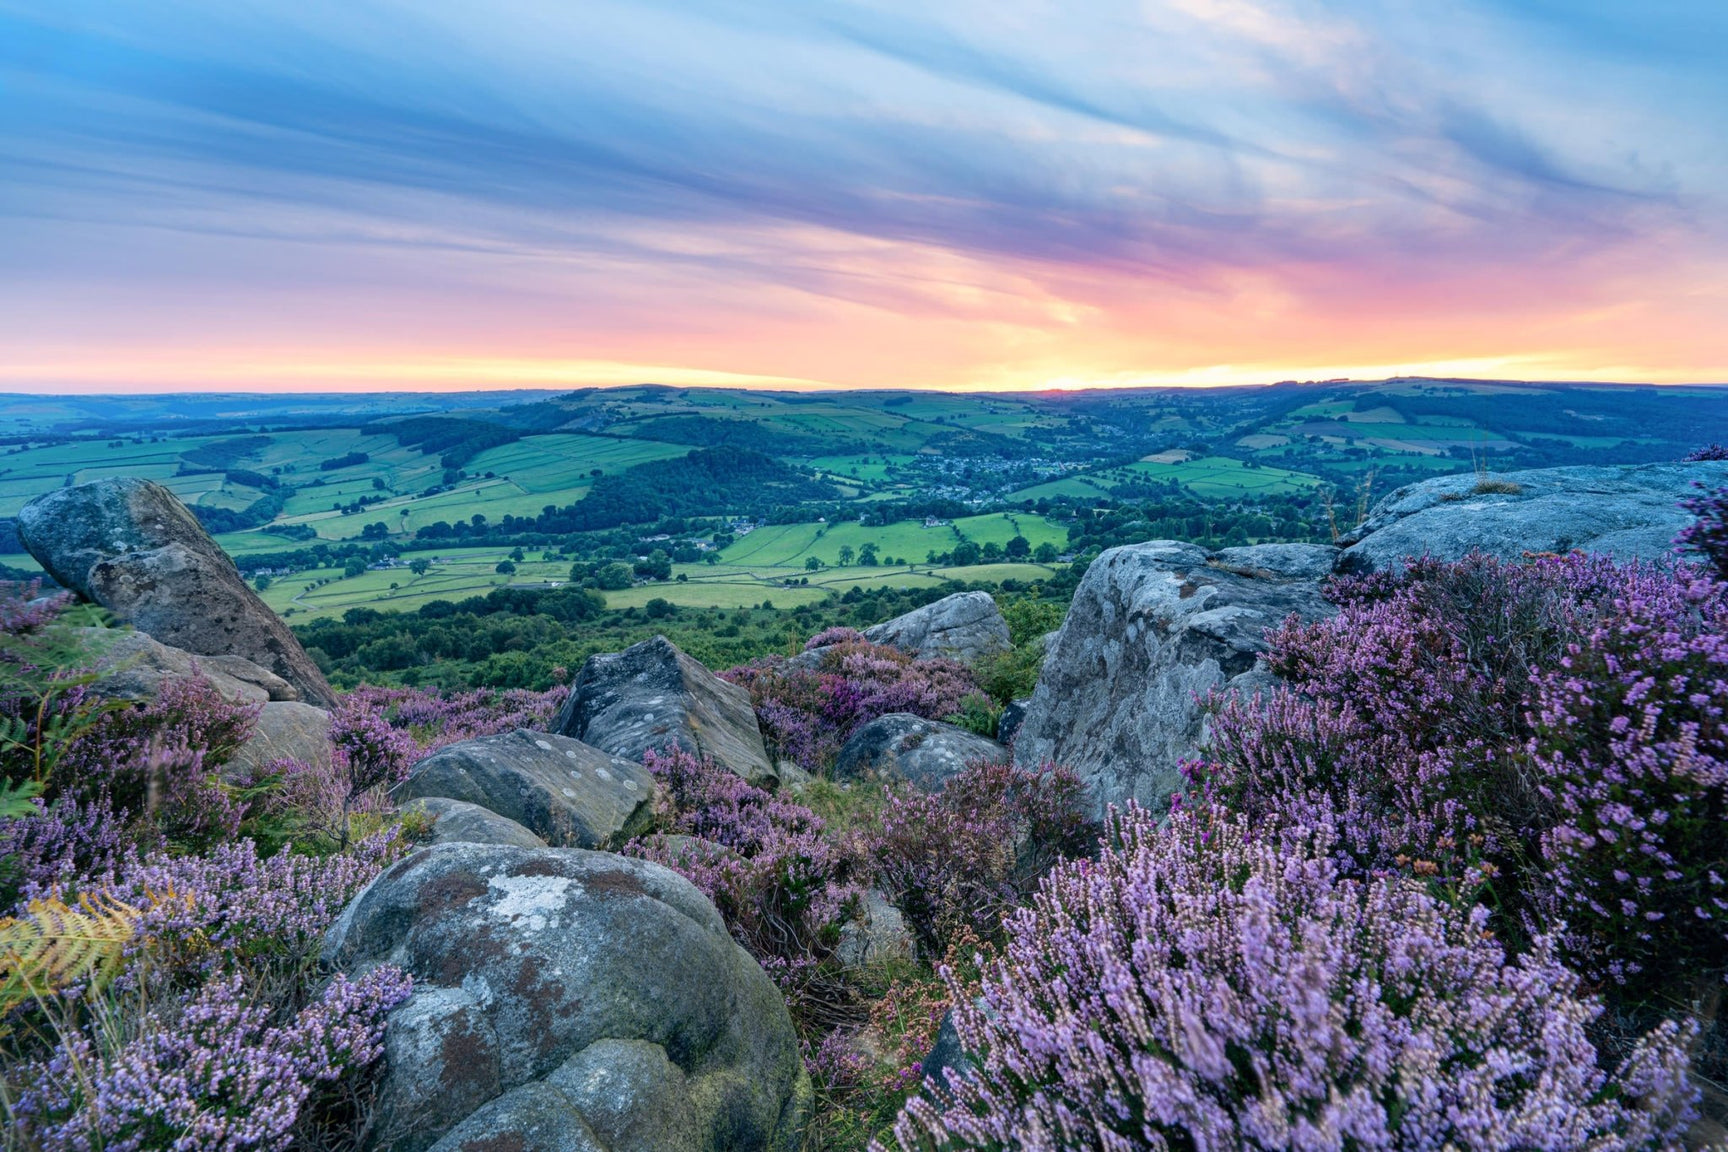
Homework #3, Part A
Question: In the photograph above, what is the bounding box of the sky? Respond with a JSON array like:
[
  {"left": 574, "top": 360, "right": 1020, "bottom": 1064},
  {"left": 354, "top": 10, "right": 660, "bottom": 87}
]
[{"left": 1, "top": 1, "right": 1725, "bottom": 393}]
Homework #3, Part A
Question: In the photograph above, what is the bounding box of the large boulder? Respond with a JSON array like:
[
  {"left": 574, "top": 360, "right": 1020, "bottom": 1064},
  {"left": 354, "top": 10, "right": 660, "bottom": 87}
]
[
  {"left": 323, "top": 843, "right": 809, "bottom": 1152},
  {"left": 1338, "top": 461, "right": 1728, "bottom": 574},
  {"left": 81, "top": 628, "right": 299, "bottom": 706},
  {"left": 861, "top": 591, "right": 1011, "bottom": 663},
  {"left": 833, "top": 713, "right": 1007, "bottom": 792},
  {"left": 554, "top": 636, "right": 775, "bottom": 786},
  {"left": 16, "top": 480, "right": 335, "bottom": 706},
  {"left": 1013, "top": 541, "right": 1337, "bottom": 816},
  {"left": 393, "top": 729, "right": 654, "bottom": 850}
]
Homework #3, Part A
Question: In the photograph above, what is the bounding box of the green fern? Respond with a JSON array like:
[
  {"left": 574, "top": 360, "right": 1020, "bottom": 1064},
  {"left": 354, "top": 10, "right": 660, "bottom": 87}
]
[{"left": 0, "top": 777, "right": 42, "bottom": 820}]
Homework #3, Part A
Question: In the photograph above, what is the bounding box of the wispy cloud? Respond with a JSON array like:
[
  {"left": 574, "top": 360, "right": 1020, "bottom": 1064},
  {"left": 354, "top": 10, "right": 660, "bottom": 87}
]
[{"left": 0, "top": 0, "right": 1722, "bottom": 390}]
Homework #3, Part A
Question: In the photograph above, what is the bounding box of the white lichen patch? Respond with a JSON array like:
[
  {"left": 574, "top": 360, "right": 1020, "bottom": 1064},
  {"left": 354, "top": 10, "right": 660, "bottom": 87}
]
[
  {"left": 535, "top": 739, "right": 554, "bottom": 751},
  {"left": 486, "top": 873, "right": 578, "bottom": 932}
]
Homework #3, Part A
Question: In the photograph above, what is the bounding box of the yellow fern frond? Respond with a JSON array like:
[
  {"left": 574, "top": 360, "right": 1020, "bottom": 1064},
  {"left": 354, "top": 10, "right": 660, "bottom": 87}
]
[{"left": 0, "top": 892, "right": 146, "bottom": 1016}]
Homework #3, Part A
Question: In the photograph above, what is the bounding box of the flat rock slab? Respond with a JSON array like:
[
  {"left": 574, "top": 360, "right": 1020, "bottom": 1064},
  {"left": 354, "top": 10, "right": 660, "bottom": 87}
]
[
  {"left": 81, "top": 628, "right": 298, "bottom": 706},
  {"left": 17, "top": 479, "right": 335, "bottom": 706},
  {"left": 1014, "top": 540, "right": 1335, "bottom": 817},
  {"left": 554, "top": 635, "right": 774, "bottom": 785},
  {"left": 324, "top": 843, "right": 808, "bottom": 1152},
  {"left": 861, "top": 591, "right": 1011, "bottom": 663},
  {"left": 833, "top": 713, "right": 1008, "bottom": 792},
  {"left": 393, "top": 729, "right": 654, "bottom": 850},
  {"left": 1338, "top": 461, "right": 1728, "bottom": 574},
  {"left": 401, "top": 797, "right": 548, "bottom": 849}
]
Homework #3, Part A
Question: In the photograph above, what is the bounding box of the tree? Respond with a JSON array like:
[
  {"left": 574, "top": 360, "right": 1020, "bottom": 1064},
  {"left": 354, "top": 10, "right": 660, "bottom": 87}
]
[
  {"left": 253, "top": 574, "right": 272, "bottom": 591},
  {"left": 951, "top": 541, "right": 982, "bottom": 567},
  {"left": 805, "top": 556, "right": 823, "bottom": 571},
  {"left": 1033, "top": 542, "right": 1059, "bottom": 563},
  {"left": 494, "top": 560, "right": 516, "bottom": 575},
  {"left": 343, "top": 558, "right": 367, "bottom": 578},
  {"left": 837, "top": 545, "right": 855, "bottom": 566},
  {"left": 1005, "top": 535, "right": 1031, "bottom": 559},
  {"left": 858, "top": 543, "right": 879, "bottom": 567},
  {"left": 645, "top": 597, "right": 676, "bottom": 618},
  {"left": 596, "top": 562, "right": 634, "bottom": 590},
  {"left": 409, "top": 558, "right": 432, "bottom": 576},
  {"left": 981, "top": 541, "right": 1004, "bottom": 562},
  {"left": 509, "top": 547, "right": 526, "bottom": 562},
  {"left": 360, "top": 522, "right": 389, "bottom": 541},
  {"left": 635, "top": 549, "right": 672, "bottom": 581}
]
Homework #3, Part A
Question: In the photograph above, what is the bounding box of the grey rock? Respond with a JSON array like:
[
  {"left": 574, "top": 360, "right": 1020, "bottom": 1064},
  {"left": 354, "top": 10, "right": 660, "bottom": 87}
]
[
  {"left": 996, "top": 698, "right": 1032, "bottom": 747},
  {"left": 833, "top": 713, "right": 1008, "bottom": 792},
  {"left": 920, "top": 1002, "right": 996, "bottom": 1094},
  {"left": 834, "top": 889, "right": 914, "bottom": 968},
  {"left": 81, "top": 628, "right": 297, "bottom": 706},
  {"left": 393, "top": 729, "right": 654, "bottom": 850},
  {"left": 223, "top": 702, "right": 332, "bottom": 784},
  {"left": 862, "top": 591, "right": 1012, "bottom": 663},
  {"left": 1013, "top": 540, "right": 1334, "bottom": 816},
  {"left": 1211, "top": 542, "right": 1341, "bottom": 580},
  {"left": 402, "top": 797, "right": 548, "bottom": 849},
  {"left": 1339, "top": 461, "right": 1728, "bottom": 574},
  {"left": 325, "top": 843, "right": 809, "bottom": 1152},
  {"left": 554, "top": 636, "right": 774, "bottom": 786},
  {"left": 17, "top": 480, "right": 334, "bottom": 706}
]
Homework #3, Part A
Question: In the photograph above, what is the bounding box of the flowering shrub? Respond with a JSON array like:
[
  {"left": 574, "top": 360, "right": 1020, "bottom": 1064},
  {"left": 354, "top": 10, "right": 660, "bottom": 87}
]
[
  {"left": 11, "top": 967, "right": 411, "bottom": 1152},
  {"left": 1532, "top": 567, "right": 1728, "bottom": 994},
  {"left": 871, "top": 761, "right": 1095, "bottom": 959},
  {"left": 1677, "top": 482, "right": 1728, "bottom": 581},
  {"left": 339, "top": 683, "right": 567, "bottom": 755},
  {"left": 884, "top": 805, "right": 1699, "bottom": 1152},
  {"left": 625, "top": 747, "right": 861, "bottom": 1006},
  {"left": 55, "top": 675, "right": 259, "bottom": 851},
  {"left": 1201, "top": 552, "right": 1629, "bottom": 897},
  {"left": 1683, "top": 443, "right": 1728, "bottom": 462},
  {"left": 725, "top": 638, "right": 984, "bottom": 770}
]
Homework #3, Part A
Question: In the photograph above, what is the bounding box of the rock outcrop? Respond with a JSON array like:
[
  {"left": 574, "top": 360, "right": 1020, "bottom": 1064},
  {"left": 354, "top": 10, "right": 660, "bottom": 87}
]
[
  {"left": 324, "top": 843, "right": 809, "bottom": 1152},
  {"left": 833, "top": 713, "right": 1008, "bottom": 792},
  {"left": 17, "top": 479, "right": 335, "bottom": 706},
  {"left": 1013, "top": 541, "right": 1337, "bottom": 816},
  {"left": 1337, "top": 461, "right": 1728, "bottom": 574},
  {"left": 554, "top": 636, "right": 775, "bottom": 786},
  {"left": 401, "top": 797, "right": 548, "bottom": 848},
  {"left": 393, "top": 729, "right": 655, "bottom": 850},
  {"left": 860, "top": 591, "right": 1012, "bottom": 663}
]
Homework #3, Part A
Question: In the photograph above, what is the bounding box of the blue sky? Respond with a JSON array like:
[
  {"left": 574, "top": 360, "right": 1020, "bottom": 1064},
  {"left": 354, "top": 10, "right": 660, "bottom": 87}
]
[{"left": 1, "top": 0, "right": 1723, "bottom": 391}]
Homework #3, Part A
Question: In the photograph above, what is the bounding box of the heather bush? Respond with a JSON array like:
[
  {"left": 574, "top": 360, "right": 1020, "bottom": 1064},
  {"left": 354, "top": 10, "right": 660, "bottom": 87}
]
[
  {"left": 1201, "top": 552, "right": 1630, "bottom": 902},
  {"left": 885, "top": 805, "right": 1699, "bottom": 1152},
  {"left": 725, "top": 638, "right": 984, "bottom": 771},
  {"left": 1677, "top": 483, "right": 1728, "bottom": 581},
  {"left": 2, "top": 831, "right": 410, "bottom": 1151},
  {"left": 1531, "top": 566, "right": 1728, "bottom": 995},
  {"left": 1683, "top": 444, "right": 1728, "bottom": 462},
  {"left": 54, "top": 675, "right": 259, "bottom": 851},
  {"left": 870, "top": 761, "right": 1096, "bottom": 960},
  {"left": 338, "top": 682, "right": 568, "bottom": 755},
  {"left": 625, "top": 747, "right": 862, "bottom": 1009}
]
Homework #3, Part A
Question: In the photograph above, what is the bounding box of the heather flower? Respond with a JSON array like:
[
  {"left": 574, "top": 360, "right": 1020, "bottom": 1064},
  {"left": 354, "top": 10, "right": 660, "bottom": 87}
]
[
  {"left": 625, "top": 747, "right": 860, "bottom": 1006},
  {"left": 1677, "top": 482, "right": 1728, "bottom": 581},
  {"left": 884, "top": 804, "right": 1698, "bottom": 1152},
  {"left": 12, "top": 966, "right": 412, "bottom": 1152},
  {"left": 725, "top": 638, "right": 982, "bottom": 771},
  {"left": 1532, "top": 567, "right": 1728, "bottom": 993},
  {"left": 339, "top": 683, "right": 567, "bottom": 754},
  {"left": 871, "top": 761, "right": 1096, "bottom": 959}
]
